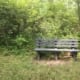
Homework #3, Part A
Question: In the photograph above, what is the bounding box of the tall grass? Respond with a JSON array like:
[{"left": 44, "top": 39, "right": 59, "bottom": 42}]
[{"left": 0, "top": 54, "right": 80, "bottom": 80}]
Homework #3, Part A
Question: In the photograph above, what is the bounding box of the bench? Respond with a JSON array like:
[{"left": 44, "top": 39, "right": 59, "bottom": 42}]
[{"left": 35, "top": 38, "right": 80, "bottom": 60}]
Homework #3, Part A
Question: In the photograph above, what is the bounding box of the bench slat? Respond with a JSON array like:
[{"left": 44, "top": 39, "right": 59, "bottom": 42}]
[{"left": 35, "top": 48, "right": 80, "bottom": 52}]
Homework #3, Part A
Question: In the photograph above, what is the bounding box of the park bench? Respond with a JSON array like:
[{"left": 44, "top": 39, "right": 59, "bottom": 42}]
[{"left": 35, "top": 38, "right": 80, "bottom": 60}]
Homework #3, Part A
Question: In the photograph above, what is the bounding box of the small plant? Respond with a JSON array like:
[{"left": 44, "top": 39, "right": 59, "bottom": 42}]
[{"left": 14, "top": 35, "right": 28, "bottom": 48}]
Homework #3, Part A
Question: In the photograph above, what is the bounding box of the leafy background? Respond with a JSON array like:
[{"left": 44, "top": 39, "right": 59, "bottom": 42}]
[{"left": 0, "top": 0, "right": 80, "bottom": 51}]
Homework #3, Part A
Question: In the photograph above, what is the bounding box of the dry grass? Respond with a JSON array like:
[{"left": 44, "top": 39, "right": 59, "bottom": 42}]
[{"left": 0, "top": 54, "right": 80, "bottom": 80}]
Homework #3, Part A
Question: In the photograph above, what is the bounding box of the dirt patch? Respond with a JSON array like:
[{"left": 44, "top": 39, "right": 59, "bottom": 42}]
[
  {"left": 34, "top": 55, "right": 74, "bottom": 66},
  {"left": 35, "top": 57, "right": 73, "bottom": 66}
]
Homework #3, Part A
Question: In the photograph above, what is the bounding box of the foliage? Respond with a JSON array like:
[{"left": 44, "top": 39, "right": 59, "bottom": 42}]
[{"left": 0, "top": 0, "right": 80, "bottom": 50}]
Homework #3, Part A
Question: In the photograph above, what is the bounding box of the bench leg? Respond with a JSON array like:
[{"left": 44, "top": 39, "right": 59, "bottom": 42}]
[
  {"left": 71, "top": 52, "right": 78, "bottom": 61},
  {"left": 54, "top": 52, "right": 60, "bottom": 60},
  {"left": 37, "top": 51, "right": 42, "bottom": 60}
]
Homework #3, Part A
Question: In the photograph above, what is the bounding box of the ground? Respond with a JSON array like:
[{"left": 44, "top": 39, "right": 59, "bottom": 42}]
[{"left": 0, "top": 54, "right": 80, "bottom": 80}]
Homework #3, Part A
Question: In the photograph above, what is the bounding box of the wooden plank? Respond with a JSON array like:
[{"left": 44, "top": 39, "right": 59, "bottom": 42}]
[
  {"left": 55, "top": 45, "right": 78, "bottom": 48},
  {"left": 56, "top": 39, "right": 78, "bottom": 41},
  {"left": 35, "top": 48, "right": 80, "bottom": 52},
  {"left": 36, "top": 42, "right": 78, "bottom": 47},
  {"left": 36, "top": 40, "right": 79, "bottom": 44}
]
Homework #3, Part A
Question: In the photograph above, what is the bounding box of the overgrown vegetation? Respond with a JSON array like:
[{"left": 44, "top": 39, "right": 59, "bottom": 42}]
[
  {"left": 0, "top": 0, "right": 80, "bottom": 80},
  {"left": 0, "top": 55, "right": 80, "bottom": 80},
  {"left": 0, "top": 0, "right": 80, "bottom": 52}
]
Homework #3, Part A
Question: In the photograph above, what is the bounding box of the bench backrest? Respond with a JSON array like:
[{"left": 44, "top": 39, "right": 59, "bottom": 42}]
[{"left": 36, "top": 39, "right": 79, "bottom": 49}]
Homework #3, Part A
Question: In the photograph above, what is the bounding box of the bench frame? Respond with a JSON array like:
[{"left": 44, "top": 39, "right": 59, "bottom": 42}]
[{"left": 35, "top": 38, "right": 80, "bottom": 60}]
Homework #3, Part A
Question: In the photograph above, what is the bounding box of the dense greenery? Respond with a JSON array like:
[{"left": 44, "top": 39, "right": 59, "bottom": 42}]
[
  {"left": 0, "top": 0, "right": 80, "bottom": 50},
  {"left": 0, "top": 1, "right": 80, "bottom": 80}
]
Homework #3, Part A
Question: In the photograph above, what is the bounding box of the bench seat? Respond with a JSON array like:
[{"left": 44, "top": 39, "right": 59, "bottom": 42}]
[{"left": 35, "top": 48, "right": 80, "bottom": 52}]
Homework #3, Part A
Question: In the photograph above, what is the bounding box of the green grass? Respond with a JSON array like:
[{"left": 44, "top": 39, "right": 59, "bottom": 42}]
[{"left": 0, "top": 54, "right": 80, "bottom": 80}]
